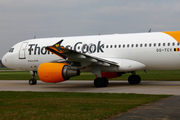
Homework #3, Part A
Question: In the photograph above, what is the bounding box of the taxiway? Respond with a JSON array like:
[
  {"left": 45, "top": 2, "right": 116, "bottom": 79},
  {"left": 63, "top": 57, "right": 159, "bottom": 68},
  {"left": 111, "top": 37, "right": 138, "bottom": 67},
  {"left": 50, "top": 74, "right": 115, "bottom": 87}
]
[{"left": 0, "top": 80, "right": 180, "bottom": 95}]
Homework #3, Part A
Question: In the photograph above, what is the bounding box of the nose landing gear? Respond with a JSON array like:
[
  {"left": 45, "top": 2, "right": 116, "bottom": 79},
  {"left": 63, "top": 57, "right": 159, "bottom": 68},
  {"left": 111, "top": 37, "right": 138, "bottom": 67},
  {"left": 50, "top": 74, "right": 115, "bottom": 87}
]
[
  {"left": 29, "top": 71, "right": 37, "bottom": 85},
  {"left": 29, "top": 78, "right": 37, "bottom": 85}
]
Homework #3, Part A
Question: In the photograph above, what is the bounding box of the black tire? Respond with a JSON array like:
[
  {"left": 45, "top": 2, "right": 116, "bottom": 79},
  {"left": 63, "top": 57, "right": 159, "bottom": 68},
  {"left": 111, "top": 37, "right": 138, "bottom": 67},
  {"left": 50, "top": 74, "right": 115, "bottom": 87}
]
[
  {"left": 128, "top": 75, "right": 136, "bottom": 84},
  {"left": 29, "top": 78, "right": 37, "bottom": 85},
  {"left": 29, "top": 79, "right": 34, "bottom": 85},
  {"left": 135, "top": 75, "right": 141, "bottom": 84},
  {"left": 33, "top": 78, "right": 37, "bottom": 85},
  {"left": 102, "top": 77, "right": 109, "bottom": 87},
  {"left": 94, "top": 77, "right": 105, "bottom": 87}
]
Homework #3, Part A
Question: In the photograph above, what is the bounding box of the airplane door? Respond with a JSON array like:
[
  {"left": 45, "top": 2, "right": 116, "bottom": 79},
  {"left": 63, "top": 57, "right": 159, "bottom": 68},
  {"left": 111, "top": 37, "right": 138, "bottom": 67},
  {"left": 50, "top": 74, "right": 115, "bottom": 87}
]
[{"left": 19, "top": 42, "right": 28, "bottom": 59}]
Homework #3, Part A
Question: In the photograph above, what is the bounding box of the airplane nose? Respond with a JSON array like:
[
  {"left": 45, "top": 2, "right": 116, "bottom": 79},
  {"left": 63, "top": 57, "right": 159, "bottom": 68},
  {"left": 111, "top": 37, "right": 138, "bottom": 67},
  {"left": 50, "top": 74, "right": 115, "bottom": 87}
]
[
  {"left": 2, "top": 53, "right": 13, "bottom": 68},
  {"left": 2, "top": 53, "right": 8, "bottom": 67}
]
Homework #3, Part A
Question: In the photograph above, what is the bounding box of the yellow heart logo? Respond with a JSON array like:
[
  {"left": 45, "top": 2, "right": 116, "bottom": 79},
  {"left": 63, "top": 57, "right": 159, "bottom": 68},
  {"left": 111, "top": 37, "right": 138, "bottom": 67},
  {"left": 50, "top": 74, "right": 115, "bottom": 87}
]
[{"left": 55, "top": 44, "right": 59, "bottom": 48}]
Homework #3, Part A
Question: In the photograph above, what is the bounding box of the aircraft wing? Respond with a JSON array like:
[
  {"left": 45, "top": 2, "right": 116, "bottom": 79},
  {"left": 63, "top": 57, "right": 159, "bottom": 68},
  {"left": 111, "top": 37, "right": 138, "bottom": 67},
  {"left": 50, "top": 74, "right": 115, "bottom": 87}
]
[{"left": 45, "top": 40, "right": 118, "bottom": 67}]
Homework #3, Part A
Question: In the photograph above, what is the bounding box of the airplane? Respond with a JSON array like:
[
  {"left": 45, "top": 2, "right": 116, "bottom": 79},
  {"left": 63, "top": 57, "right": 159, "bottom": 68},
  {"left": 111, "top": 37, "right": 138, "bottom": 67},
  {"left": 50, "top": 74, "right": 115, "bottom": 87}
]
[{"left": 2, "top": 31, "right": 180, "bottom": 87}]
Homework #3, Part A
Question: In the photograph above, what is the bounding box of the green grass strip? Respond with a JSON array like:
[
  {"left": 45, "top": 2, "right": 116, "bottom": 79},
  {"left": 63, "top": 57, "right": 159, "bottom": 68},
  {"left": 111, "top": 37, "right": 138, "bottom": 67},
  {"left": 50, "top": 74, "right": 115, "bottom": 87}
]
[
  {"left": 0, "top": 68, "right": 13, "bottom": 70},
  {"left": 0, "top": 91, "right": 169, "bottom": 120},
  {"left": 0, "top": 71, "right": 33, "bottom": 80}
]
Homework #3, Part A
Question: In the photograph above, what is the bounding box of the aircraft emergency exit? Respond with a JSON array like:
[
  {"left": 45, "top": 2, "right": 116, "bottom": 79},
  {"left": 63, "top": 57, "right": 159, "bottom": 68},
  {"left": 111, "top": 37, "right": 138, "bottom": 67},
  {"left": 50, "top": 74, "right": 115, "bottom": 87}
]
[{"left": 2, "top": 31, "right": 180, "bottom": 87}]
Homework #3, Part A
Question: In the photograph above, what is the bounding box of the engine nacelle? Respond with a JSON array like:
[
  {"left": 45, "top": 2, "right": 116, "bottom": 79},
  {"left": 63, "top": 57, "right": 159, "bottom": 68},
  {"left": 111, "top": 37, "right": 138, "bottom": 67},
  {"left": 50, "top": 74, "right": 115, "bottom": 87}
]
[{"left": 38, "top": 63, "right": 80, "bottom": 83}]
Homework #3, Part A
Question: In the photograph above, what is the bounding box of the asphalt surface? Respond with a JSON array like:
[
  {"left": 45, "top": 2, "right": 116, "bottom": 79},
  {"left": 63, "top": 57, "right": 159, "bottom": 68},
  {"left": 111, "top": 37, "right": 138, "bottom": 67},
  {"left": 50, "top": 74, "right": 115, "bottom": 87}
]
[
  {"left": 111, "top": 96, "right": 180, "bottom": 120},
  {"left": 0, "top": 80, "right": 180, "bottom": 120},
  {"left": 0, "top": 80, "right": 180, "bottom": 95}
]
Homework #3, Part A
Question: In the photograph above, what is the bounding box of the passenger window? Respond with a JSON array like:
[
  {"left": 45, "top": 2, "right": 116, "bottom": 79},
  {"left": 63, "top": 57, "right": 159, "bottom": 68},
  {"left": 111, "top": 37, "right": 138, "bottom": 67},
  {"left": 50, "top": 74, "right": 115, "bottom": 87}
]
[
  {"left": 127, "top": 44, "right": 129, "bottom": 48},
  {"left": 140, "top": 44, "right": 142, "bottom": 47},
  {"left": 163, "top": 43, "right": 165, "bottom": 46},
  {"left": 131, "top": 44, "right": 134, "bottom": 47},
  {"left": 168, "top": 43, "right": 170, "bottom": 46},
  {"left": 154, "top": 43, "right": 156, "bottom": 47},
  {"left": 144, "top": 44, "right": 147, "bottom": 47},
  {"left": 172, "top": 43, "right": 175, "bottom": 46},
  {"left": 177, "top": 43, "right": 180, "bottom": 46},
  {"left": 110, "top": 45, "right": 113, "bottom": 48},
  {"left": 106, "top": 45, "right": 108, "bottom": 48},
  {"left": 114, "top": 45, "right": 117, "bottom": 48},
  {"left": 119, "top": 45, "right": 121, "bottom": 48},
  {"left": 149, "top": 43, "right": 151, "bottom": 47},
  {"left": 123, "top": 44, "right": 125, "bottom": 48},
  {"left": 158, "top": 43, "right": 161, "bottom": 46},
  {"left": 136, "top": 44, "right": 138, "bottom": 47}
]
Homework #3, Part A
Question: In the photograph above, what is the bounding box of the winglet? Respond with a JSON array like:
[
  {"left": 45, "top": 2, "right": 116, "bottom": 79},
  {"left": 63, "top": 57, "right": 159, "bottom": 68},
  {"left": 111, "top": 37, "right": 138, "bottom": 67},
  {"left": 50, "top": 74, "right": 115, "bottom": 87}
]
[
  {"left": 52, "top": 40, "right": 63, "bottom": 51},
  {"left": 45, "top": 39, "right": 67, "bottom": 59}
]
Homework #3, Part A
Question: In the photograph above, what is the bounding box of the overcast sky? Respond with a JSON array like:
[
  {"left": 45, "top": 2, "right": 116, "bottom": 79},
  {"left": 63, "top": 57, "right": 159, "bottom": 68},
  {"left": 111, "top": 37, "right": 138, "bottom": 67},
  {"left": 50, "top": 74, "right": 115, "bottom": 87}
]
[{"left": 0, "top": 0, "right": 180, "bottom": 58}]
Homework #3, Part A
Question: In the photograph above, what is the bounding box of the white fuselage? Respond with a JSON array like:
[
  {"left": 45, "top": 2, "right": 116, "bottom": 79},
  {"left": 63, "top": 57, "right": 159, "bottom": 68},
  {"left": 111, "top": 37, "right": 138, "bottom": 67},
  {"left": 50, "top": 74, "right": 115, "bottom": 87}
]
[{"left": 2, "top": 32, "right": 180, "bottom": 72}]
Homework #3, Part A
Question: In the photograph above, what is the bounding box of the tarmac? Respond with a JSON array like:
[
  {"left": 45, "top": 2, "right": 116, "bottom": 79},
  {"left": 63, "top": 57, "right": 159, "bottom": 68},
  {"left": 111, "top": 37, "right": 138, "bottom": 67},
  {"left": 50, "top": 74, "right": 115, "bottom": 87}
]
[
  {"left": 111, "top": 95, "right": 180, "bottom": 120},
  {"left": 0, "top": 80, "right": 180, "bottom": 120},
  {"left": 0, "top": 80, "right": 180, "bottom": 95}
]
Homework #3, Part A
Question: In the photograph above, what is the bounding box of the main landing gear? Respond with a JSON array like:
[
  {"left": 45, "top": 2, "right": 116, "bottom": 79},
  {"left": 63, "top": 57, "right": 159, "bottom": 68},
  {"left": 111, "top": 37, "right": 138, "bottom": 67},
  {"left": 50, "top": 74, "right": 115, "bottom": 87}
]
[
  {"left": 94, "top": 77, "right": 109, "bottom": 87},
  {"left": 29, "top": 71, "right": 37, "bottom": 85},
  {"left": 93, "top": 72, "right": 141, "bottom": 87},
  {"left": 128, "top": 72, "right": 141, "bottom": 84}
]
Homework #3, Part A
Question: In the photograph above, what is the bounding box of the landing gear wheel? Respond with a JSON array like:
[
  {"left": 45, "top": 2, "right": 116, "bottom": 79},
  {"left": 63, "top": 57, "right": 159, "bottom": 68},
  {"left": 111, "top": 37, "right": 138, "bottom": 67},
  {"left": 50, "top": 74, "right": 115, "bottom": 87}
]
[
  {"left": 29, "top": 79, "right": 34, "bottom": 85},
  {"left": 29, "top": 78, "right": 37, "bottom": 85},
  {"left": 128, "top": 75, "right": 141, "bottom": 84},
  {"left": 102, "top": 77, "right": 109, "bottom": 87},
  {"left": 29, "top": 71, "right": 37, "bottom": 85},
  {"left": 128, "top": 75, "right": 136, "bottom": 84},
  {"left": 94, "top": 77, "right": 104, "bottom": 87},
  {"left": 135, "top": 75, "right": 141, "bottom": 84},
  {"left": 94, "top": 77, "right": 109, "bottom": 87},
  {"left": 33, "top": 79, "right": 37, "bottom": 84}
]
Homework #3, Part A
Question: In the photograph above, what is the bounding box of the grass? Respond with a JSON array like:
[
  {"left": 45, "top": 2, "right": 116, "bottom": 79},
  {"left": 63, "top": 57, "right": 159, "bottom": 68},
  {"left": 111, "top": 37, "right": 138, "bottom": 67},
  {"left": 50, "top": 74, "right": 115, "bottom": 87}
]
[
  {"left": 0, "top": 91, "right": 169, "bottom": 120},
  {"left": 0, "top": 67, "right": 13, "bottom": 70},
  {"left": 0, "top": 71, "right": 33, "bottom": 80},
  {"left": 1, "top": 70, "right": 180, "bottom": 80}
]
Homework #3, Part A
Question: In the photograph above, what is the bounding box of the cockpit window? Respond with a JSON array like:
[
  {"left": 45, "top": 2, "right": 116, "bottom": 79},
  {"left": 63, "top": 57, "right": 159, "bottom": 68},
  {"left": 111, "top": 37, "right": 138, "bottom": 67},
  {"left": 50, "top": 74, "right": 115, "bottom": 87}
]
[{"left": 9, "top": 48, "right": 14, "bottom": 53}]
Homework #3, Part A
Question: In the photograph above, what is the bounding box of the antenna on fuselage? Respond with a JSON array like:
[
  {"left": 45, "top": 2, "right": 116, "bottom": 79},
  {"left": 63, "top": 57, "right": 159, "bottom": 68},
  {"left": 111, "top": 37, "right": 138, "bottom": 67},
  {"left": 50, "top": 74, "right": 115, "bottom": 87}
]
[
  {"left": 34, "top": 35, "right": 36, "bottom": 39},
  {"left": 148, "top": 29, "right": 151, "bottom": 33}
]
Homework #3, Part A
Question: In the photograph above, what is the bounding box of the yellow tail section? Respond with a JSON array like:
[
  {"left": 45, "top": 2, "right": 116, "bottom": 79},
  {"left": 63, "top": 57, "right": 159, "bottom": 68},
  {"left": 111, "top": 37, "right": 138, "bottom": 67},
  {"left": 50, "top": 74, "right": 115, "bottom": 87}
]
[{"left": 163, "top": 31, "right": 180, "bottom": 43}]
